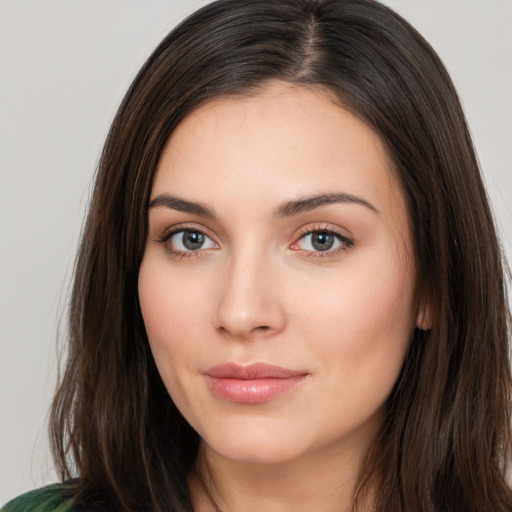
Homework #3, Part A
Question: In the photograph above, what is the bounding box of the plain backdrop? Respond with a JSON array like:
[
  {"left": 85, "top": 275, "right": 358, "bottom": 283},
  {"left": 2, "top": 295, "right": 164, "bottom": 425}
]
[{"left": 1, "top": 0, "right": 511, "bottom": 505}]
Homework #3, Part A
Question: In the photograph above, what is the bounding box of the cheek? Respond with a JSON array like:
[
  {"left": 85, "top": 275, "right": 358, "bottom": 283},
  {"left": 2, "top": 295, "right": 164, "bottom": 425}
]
[
  {"left": 138, "top": 256, "right": 214, "bottom": 424},
  {"left": 139, "top": 255, "right": 210, "bottom": 342},
  {"left": 138, "top": 256, "right": 209, "bottom": 384},
  {"left": 293, "top": 250, "right": 415, "bottom": 392},
  {"left": 325, "top": 270, "right": 414, "bottom": 343}
]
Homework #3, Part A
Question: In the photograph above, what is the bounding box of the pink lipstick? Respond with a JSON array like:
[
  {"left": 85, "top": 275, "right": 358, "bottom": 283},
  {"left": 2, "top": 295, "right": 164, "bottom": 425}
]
[{"left": 203, "top": 363, "right": 309, "bottom": 404}]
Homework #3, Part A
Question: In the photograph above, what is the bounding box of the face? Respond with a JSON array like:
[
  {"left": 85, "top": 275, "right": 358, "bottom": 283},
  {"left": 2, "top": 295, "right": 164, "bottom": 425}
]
[{"left": 139, "top": 82, "right": 418, "bottom": 468}]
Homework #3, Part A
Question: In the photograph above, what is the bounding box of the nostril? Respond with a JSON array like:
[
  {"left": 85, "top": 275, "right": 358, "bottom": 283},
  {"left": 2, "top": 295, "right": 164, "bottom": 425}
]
[
  {"left": 211, "top": 279, "right": 286, "bottom": 338},
  {"left": 217, "top": 324, "right": 272, "bottom": 338}
]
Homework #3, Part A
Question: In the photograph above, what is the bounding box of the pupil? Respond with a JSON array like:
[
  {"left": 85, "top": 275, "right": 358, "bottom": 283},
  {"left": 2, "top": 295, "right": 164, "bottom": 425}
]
[
  {"left": 183, "top": 231, "right": 204, "bottom": 250},
  {"left": 312, "top": 232, "right": 334, "bottom": 251}
]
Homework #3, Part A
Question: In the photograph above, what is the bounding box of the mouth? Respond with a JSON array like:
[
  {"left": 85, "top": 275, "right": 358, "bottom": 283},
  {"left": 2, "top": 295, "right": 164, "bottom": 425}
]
[{"left": 203, "top": 362, "right": 309, "bottom": 404}]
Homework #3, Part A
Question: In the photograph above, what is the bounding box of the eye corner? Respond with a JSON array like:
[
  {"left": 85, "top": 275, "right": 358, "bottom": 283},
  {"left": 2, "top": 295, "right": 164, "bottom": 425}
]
[
  {"left": 154, "top": 225, "right": 219, "bottom": 261},
  {"left": 290, "top": 224, "right": 354, "bottom": 258}
]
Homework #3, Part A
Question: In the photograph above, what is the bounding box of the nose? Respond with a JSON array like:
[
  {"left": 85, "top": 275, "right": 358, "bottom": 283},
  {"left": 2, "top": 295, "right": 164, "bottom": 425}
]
[{"left": 212, "top": 249, "right": 286, "bottom": 340}]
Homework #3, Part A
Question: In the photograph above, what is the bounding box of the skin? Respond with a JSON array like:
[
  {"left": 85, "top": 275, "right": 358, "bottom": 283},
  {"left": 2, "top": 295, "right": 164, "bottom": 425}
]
[{"left": 138, "top": 81, "right": 421, "bottom": 511}]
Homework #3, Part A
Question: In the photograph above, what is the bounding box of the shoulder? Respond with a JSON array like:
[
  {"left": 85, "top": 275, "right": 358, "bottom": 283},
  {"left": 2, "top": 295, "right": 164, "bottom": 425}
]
[{"left": 2, "top": 483, "right": 78, "bottom": 512}]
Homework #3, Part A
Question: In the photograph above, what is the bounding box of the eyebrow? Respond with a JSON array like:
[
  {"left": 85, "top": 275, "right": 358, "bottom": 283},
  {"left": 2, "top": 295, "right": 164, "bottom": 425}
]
[
  {"left": 148, "top": 192, "right": 379, "bottom": 218},
  {"left": 149, "top": 194, "right": 216, "bottom": 218},
  {"left": 274, "top": 192, "right": 380, "bottom": 218}
]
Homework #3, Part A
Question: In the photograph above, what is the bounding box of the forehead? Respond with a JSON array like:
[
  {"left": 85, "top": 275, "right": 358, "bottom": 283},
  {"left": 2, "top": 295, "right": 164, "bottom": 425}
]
[{"left": 152, "top": 82, "right": 401, "bottom": 215}]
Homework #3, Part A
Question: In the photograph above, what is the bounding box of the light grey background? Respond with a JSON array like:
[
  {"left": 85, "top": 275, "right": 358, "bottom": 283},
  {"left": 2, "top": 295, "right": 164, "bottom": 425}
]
[{"left": 1, "top": 0, "right": 511, "bottom": 505}]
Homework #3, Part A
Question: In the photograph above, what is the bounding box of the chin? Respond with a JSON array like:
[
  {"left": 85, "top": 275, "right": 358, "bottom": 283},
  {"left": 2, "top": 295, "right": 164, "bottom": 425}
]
[
  {"left": 199, "top": 421, "right": 310, "bottom": 466},
  {"left": 211, "top": 440, "right": 303, "bottom": 466}
]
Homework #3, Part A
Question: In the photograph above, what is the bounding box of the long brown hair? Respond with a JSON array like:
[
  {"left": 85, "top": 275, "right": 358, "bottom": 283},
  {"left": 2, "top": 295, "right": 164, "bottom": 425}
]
[{"left": 50, "top": 0, "right": 512, "bottom": 510}]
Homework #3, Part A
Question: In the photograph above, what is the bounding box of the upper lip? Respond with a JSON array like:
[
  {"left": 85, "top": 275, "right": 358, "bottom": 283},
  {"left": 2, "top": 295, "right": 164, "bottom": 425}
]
[{"left": 204, "top": 362, "right": 308, "bottom": 379}]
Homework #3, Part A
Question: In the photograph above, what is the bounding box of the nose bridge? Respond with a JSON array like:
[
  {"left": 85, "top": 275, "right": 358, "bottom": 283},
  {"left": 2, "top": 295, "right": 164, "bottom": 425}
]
[{"left": 212, "top": 241, "right": 285, "bottom": 338}]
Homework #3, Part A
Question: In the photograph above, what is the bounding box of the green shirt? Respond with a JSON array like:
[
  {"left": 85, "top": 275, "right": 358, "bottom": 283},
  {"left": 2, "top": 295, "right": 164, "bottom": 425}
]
[{"left": 2, "top": 483, "right": 78, "bottom": 512}]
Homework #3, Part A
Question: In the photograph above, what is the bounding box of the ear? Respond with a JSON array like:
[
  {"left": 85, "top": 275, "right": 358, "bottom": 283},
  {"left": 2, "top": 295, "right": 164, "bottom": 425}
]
[{"left": 415, "top": 299, "right": 432, "bottom": 331}]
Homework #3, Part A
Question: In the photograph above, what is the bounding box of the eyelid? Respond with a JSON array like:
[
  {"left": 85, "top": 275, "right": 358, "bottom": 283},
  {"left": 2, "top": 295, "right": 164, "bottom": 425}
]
[
  {"left": 290, "top": 224, "right": 354, "bottom": 255},
  {"left": 294, "top": 223, "right": 352, "bottom": 242},
  {"left": 153, "top": 221, "right": 353, "bottom": 260},
  {"left": 156, "top": 222, "right": 216, "bottom": 244},
  {"left": 155, "top": 223, "right": 220, "bottom": 259}
]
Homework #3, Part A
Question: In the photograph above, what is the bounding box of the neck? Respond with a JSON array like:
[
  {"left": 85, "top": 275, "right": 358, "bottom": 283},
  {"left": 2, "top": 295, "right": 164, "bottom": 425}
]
[{"left": 190, "top": 440, "right": 376, "bottom": 512}]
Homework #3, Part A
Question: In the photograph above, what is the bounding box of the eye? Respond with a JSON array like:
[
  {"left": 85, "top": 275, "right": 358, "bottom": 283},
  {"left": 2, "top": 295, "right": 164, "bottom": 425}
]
[
  {"left": 291, "top": 228, "right": 353, "bottom": 255},
  {"left": 164, "top": 229, "right": 217, "bottom": 253}
]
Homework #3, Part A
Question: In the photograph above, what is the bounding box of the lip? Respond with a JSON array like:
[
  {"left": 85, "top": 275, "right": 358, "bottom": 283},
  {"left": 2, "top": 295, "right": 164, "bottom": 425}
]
[{"left": 203, "top": 362, "right": 309, "bottom": 404}]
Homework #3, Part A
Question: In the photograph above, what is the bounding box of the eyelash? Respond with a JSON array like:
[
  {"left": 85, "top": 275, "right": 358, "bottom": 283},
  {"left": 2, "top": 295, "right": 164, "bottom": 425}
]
[
  {"left": 157, "top": 226, "right": 216, "bottom": 261},
  {"left": 156, "top": 224, "right": 354, "bottom": 260},
  {"left": 292, "top": 226, "right": 354, "bottom": 258}
]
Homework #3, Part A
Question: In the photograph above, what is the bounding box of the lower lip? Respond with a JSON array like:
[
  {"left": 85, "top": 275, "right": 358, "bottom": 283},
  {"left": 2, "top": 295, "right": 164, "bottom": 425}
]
[{"left": 205, "top": 376, "right": 307, "bottom": 404}]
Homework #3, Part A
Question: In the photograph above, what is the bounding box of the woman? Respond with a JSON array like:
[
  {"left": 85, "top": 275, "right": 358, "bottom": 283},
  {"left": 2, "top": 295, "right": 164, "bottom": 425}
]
[{"left": 3, "top": 0, "right": 511, "bottom": 511}]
